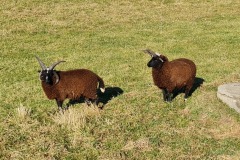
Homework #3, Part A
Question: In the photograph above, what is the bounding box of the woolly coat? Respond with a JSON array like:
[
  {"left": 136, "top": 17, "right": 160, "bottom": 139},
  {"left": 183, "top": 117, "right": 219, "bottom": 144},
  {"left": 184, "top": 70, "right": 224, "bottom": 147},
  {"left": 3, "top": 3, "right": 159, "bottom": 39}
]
[
  {"left": 41, "top": 69, "right": 104, "bottom": 102},
  {"left": 152, "top": 58, "right": 196, "bottom": 93}
]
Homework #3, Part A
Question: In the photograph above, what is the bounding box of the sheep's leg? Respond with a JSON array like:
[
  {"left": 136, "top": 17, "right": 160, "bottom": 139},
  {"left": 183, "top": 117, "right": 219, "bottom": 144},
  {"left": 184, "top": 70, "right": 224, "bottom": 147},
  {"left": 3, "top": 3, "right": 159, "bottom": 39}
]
[
  {"left": 164, "top": 89, "right": 173, "bottom": 102},
  {"left": 162, "top": 89, "right": 168, "bottom": 102},
  {"left": 65, "top": 101, "right": 71, "bottom": 110},
  {"left": 92, "top": 98, "right": 99, "bottom": 106},
  {"left": 85, "top": 98, "right": 92, "bottom": 106},
  {"left": 184, "top": 83, "right": 193, "bottom": 101},
  {"left": 56, "top": 99, "right": 64, "bottom": 113},
  {"left": 166, "top": 93, "right": 173, "bottom": 102},
  {"left": 184, "top": 87, "right": 191, "bottom": 101},
  {"left": 85, "top": 98, "right": 101, "bottom": 108},
  {"left": 163, "top": 90, "right": 172, "bottom": 102},
  {"left": 84, "top": 92, "right": 99, "bottom": 106}
]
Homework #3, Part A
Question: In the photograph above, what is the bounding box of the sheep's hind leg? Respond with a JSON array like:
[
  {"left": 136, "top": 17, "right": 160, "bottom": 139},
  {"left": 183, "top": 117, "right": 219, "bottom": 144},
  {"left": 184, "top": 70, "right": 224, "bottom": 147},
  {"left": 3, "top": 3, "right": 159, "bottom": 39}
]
[
  {"left": 85, "top": 98, "right": 102, "bottom": 108},
  {"left": 92, "top": 99, "right": 98, "bottom": 106},
  {"left": 166, "top": 93, "right": 173, "bottom": 102},
  {"left": 184, "top": 88, "right": 190, "bottom": 101},
  {"left": 85, "top": 98, "right": 92, "bottom": 106},
  {"left": 184, "top": 84, "right": 193, "bottom": 101},
  {"left": 65, "top": 100, "right": 73, "bottom": 110},
  {"left": 90, "top": 98, "right": 99, "bottom": 106}
]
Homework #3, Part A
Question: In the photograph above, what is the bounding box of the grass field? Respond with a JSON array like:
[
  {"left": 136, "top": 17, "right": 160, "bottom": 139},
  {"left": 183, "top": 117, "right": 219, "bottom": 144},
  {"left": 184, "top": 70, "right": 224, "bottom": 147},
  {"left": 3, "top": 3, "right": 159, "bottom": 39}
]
[{"left": 1, "top": 0, "right": 240, "bottom": 159}]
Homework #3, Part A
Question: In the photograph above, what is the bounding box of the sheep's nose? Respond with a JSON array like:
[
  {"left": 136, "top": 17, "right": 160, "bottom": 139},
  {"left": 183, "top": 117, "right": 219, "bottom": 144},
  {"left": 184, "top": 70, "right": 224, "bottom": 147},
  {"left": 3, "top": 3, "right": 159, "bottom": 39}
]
[{"left": 147, "top": 62, "right": 152, "bottom": 67}]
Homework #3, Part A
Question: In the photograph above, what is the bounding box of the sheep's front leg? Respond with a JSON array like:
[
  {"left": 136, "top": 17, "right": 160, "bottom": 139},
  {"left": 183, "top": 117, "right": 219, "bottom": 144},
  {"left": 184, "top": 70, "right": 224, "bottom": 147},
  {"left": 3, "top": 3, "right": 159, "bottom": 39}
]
[
  {"left": 162, "top": 89, "right": 173, "bottom": 102},
  {"left": 167, "top": 93, "right": 173, "bottom": 102},
  {"left": 163, "top": 89, "right": 173, "bottom": 102},
  {"left": 56, "top": 99, "right": 64, "bottom": 113},
  {"left": 184, "top": 85, "right": 193, "bottom": 101},
  {"left": 85, "top": 98, "right": 92, "bottom": 106},
  {"left": 162, "top": 89, "right": 168, "bottom": 102}
]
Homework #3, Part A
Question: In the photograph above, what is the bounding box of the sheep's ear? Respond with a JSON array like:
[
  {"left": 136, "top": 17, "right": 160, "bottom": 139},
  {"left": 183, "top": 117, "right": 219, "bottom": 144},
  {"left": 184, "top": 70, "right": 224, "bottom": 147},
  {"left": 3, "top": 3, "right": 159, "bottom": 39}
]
[
  {"left": 160, "top": 55, "right": 169, "bottom": 62},
  {"left": 53, "top": 71, "right": 60, "bottom": 84},
  {"left": 37, "top": 70, "right": 41, "bottom": 73}
]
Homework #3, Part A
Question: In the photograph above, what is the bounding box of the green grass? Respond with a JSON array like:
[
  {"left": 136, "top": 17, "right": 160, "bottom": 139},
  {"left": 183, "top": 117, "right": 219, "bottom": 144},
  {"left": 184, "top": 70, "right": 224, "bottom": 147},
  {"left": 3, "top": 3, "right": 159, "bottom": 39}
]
[{"left": 1, "top": 0, "right": 240, "bottom": 159}]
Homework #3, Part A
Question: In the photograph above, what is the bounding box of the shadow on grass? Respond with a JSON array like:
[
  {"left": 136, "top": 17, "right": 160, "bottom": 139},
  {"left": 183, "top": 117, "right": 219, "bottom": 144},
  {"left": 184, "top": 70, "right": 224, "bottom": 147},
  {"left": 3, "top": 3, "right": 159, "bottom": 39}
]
[
  {"left": 67, "top": 86, "right": 124, "bottom": 109},
  {"left": 172, "top": 77, "right": 205, "bottom": 100},
  {"left": 98, "top": 86, "right": 124, "bottom": 105},
  {"left": 189, "top": 77, "right": 205, "bottom": 96}
]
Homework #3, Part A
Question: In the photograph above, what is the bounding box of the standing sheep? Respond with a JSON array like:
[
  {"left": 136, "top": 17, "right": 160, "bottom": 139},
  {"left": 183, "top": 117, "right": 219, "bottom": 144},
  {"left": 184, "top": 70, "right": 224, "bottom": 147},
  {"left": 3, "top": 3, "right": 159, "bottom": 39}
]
[
  {"left": 36, "top": 56, "right": 105, "bottom": 111},
  {"left": 143, "top": 49, "right": 196, "bottom": 102}
]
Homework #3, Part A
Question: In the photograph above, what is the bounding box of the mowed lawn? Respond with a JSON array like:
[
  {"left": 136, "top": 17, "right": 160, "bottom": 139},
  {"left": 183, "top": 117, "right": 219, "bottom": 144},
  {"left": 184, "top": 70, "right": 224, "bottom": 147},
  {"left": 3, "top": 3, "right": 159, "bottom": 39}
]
[{"left": 1, "top": 0, "right": 240, "bottom": 159}]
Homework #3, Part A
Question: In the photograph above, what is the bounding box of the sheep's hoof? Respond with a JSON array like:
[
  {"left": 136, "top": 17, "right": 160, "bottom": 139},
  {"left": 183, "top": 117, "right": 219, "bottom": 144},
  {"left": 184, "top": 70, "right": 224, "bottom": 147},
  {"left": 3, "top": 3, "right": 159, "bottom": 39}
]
[
  {"left": 167, "top": 98, "right": 172, "bottom": 102},
  {"left": 164, "top": 99, "right": 172, "bottom": 103}
]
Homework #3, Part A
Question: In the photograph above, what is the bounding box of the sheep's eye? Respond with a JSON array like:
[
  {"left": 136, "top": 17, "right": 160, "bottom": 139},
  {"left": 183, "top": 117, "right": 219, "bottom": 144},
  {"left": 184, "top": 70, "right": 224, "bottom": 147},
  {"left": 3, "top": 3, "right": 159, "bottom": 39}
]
[{"left": 40, "top": 75, "right": 44, "bottom": 80}]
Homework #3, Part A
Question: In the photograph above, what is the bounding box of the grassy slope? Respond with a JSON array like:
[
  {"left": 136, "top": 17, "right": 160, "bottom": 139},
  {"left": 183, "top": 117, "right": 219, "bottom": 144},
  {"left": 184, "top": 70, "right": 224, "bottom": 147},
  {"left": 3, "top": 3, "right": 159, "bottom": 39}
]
[{"left": 1, "top": 0, "right": 240, "bottom": 159}]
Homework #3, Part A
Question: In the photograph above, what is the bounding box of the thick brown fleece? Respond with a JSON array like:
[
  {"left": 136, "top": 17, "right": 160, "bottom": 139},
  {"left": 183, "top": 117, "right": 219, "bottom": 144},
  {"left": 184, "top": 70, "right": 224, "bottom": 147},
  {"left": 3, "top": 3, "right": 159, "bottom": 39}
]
[
  {"left": 152, "top": 56, "right": 196, "bottom": 96},
  {"left": 41, "top": 69, "right": 105, "bottom": 103}
]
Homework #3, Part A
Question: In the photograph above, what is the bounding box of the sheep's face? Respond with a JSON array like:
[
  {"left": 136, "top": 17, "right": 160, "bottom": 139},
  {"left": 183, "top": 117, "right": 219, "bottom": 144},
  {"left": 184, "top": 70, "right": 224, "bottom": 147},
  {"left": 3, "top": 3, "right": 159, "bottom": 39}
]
[
  {"left": 36, "top": 56, "right": 63, "bottom": 85},
  {"left": 39, "top": 69, "right": 55, "bottom": 85},
  {"left": 147, "top": 56, "right": 164, "bottom": 68}
]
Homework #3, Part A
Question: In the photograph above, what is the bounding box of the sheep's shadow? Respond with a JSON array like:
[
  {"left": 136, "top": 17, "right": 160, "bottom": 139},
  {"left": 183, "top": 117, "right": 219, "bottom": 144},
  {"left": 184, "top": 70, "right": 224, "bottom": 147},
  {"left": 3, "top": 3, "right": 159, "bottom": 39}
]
[
  {"left": 172, "top": 77, "right": 205, "bottom": 100},
  {"left": 67, "top": 86, "right": 123, "bottom": 109},
  {"left": 97, "top": 87, "right": 124, "bottom": 108}
]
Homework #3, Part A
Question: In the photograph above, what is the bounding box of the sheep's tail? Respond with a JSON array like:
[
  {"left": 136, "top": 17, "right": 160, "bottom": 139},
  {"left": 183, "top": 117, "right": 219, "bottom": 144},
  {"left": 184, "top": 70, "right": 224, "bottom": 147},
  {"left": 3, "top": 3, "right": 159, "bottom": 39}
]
[{"left": 98, "top": 76, "right": 105, "bottom": 93}]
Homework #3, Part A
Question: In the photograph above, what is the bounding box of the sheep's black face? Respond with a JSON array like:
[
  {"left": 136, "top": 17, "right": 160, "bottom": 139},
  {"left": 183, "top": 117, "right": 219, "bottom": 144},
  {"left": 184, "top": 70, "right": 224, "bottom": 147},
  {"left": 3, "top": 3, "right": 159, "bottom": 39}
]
[
  {"left": 147, "top": 57, "right": 164, "bottom": 68},
  {"left": 39, "top": 69, "right": 54, "bottom": 85}
]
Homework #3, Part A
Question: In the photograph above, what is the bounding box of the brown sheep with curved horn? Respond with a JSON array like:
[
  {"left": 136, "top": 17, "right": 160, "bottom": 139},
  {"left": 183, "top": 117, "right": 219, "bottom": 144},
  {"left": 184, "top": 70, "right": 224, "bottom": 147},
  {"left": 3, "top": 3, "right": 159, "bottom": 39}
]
[
  {"left": 143, "top": 49, "right": 196, "bottom": 102},
  {"left": 36, "top": 56, "right": 105, "bottom": 111}
]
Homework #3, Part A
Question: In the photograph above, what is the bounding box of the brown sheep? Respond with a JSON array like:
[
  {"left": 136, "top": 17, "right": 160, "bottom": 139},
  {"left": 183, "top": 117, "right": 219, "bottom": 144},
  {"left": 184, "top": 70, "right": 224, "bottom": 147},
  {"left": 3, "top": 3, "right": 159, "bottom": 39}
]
[
  {"left": 143, "top": 49, "right": 196, "bottom": 102},
  {"left": 36, "top": 56, "right": 105, "bottom": 111}
]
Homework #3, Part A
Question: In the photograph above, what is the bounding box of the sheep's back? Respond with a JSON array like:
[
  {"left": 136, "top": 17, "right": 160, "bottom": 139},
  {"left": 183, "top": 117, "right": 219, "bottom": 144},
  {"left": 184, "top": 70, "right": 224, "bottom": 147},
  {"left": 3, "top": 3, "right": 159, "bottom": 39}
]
[
  {"left": 175, "top": 58, "right": 196, "bottom": 75},
  {"left": 167, "top": 58, "right": 196, "bottom": 87},
  {"left": 57, "top": 69, "right": 100, "bottom": 99}
]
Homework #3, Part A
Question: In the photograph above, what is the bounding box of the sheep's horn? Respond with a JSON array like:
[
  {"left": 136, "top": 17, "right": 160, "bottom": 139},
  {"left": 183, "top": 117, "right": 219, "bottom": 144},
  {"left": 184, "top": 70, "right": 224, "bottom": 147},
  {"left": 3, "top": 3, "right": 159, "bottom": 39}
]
[
  {"left": 36, "top": 56, "right": 47, "bottom": 70},
  {"left": 53, "top": 71, "right": 60, "bottom": 84},
  {"left": 49, "top": 60, "right": 66, "bottom": 70},
  {"left": 142, "top": 49, "right": 157, "bottom": 56}
]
